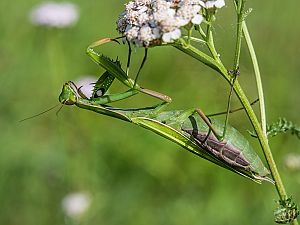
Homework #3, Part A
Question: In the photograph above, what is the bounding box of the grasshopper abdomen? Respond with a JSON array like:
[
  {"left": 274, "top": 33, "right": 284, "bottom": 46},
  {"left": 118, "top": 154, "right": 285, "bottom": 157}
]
[{"left": 182, "top": 129, "right": 251, "bottom": 169}]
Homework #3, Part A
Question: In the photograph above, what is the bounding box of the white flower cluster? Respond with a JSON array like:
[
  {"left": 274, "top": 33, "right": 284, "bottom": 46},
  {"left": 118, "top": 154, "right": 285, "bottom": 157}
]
[
  {"left": 284, "top": 153, "right": 300, "bottom": 171},
  {"left": 204, "top": 0, "right": 225, "bottom": 8},
  {"left": 117, "top": 0, "right": 225, "bottom": 47},
  {"left": 62, "top": 192, "right": 91, "bottom": 219},
  {"left": 30, "top": 2, "right": 79, "bottom": 28}
]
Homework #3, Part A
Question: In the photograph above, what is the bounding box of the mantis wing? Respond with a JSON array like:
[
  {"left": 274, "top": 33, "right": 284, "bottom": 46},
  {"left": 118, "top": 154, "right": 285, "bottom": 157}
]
[{"left": 132, "top": 117, "right": 271, "bottom": 184}]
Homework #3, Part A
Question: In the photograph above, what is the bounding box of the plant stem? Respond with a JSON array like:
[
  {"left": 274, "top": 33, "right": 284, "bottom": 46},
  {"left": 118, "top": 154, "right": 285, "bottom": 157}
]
[
  {"left": 174, "top": 40, "right": 222, "bottom": 73},
  {"left": 242, "top": 22, "right": 267, "bottom": 138},
  {"left": 232, "top": 0, "right": 267, "bottom": 137},
  {"left": 233, "top": 1, "right": 297, "bottom": 224},
  {"left": 174, "top": 42, "right": 298, "bottom": 224},
  {"left": 205, "top": 14, "right": 222, "bottom": 63},
  {"left": 175, "top": 43, "right": 286, "bottom": 195},
  {"left": 232, "top": 0, "right": 244, "bottom": 71},
  {"left": 232, "top": 80, "right": 287, "bottom": 199},
  {"left": 242, "top": 20, "right": 298, "bottom": 225}
]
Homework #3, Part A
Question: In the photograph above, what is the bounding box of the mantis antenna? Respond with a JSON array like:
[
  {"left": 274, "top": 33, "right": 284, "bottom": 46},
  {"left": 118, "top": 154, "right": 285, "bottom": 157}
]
[{"left": 19, "top": 104, "right": 60, "bottom": 122}]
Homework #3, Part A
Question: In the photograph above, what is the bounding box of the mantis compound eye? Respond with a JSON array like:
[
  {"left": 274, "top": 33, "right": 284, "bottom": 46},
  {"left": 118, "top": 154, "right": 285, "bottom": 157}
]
[{"left": 63, "top": 99, "right": 76, "bottom": 105}]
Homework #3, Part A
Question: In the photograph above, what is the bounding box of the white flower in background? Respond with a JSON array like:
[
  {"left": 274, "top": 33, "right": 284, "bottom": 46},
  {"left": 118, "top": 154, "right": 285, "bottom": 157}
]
[
  {"left": 62, "top": 192, "right": 91, "bottom": 219},
  {"left": 117, "top": 0, "right": 225, "bottom": 47},
  {"left": 30, "top": 2, "right": 79, "bottom": 28},
  {"left": 74, "top": 76, "right": 97, "bottom": 99},
  {"left": 204, "top": 0, "right": 225, "bottom": 9},
  {"left": 284, "top": 153, "right": 300, "bottom": 171}
]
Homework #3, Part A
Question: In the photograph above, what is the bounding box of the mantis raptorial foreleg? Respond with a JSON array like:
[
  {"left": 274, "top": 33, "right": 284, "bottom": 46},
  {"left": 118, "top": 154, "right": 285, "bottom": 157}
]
[
  {"left": 91, "top": 70, "right": 115, "bottom": 98},
  {"left": 76, "top": 41, "right": 171, "bottom": 108},
  {"left": 87, "top": 37, "right": 247, "bottom": 142},
  {"left": 75, "top": 71, "right": 139, "bottom": 105},
  {"left": 86, "top": 37, "right": 171, "bottom": 104}
]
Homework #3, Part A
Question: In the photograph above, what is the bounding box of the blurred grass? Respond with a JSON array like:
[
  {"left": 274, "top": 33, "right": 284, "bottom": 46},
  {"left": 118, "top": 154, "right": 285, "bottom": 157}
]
[{"left": 0, "top": 0, "right": 300, "bottom": 224}]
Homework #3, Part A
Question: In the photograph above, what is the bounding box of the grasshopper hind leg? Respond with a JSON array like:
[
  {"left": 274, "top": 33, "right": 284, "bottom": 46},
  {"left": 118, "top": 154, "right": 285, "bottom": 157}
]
[
  {"left": 215, "top": 67, "right": 240, "bottom": 141},
  {"left": 181, "top": 67, "right": 240, "bottom": 142}
]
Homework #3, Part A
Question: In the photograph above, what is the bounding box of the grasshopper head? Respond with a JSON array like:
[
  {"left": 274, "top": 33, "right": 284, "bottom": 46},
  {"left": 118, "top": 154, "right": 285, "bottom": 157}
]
[{"left": 59, "top": 81, "right": 78, "bottom": 105}]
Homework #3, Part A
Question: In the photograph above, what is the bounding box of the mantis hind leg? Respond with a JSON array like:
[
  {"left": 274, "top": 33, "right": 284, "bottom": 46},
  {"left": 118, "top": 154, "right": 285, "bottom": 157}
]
[
  {"left": 126, "top": 39, "right": 132, "bottom": 77},
  {"left": 123, "top": 38, "right": 147, "bottom": 88},
  {"left": 133, "top": 48, "right": 148, "bottom": 87}
]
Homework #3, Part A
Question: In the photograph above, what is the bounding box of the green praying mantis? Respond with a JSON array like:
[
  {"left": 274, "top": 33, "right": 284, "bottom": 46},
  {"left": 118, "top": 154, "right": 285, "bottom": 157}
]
[{"left": 58, "top": 37, "right": 274, "bottom": 184}]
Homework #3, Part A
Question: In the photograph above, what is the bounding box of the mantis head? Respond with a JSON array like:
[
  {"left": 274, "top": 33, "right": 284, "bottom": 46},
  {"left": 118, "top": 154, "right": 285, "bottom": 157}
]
[{"left": 59, "top": 81, "right": 79, "bottom": 105}]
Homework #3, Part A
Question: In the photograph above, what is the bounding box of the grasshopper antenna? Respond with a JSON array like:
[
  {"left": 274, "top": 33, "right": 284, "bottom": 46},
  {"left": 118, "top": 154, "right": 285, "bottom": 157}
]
[
  {"left": 207, "top": 98, "right": 259, "bottom": 117},
  {"left": 19, "top": 104, "right": 60, "bottom": 122}
]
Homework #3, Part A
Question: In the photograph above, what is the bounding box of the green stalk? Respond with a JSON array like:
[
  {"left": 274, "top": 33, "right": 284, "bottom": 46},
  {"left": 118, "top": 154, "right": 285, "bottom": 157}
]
[
  {"left": 232, "top": 80, "right": 287, "bottom": 200},
  {"left": 176, "top": 42, "right": 286, "bottom": 194},
  {"left": 174, "top": 40, "right": 222, "bottom": 73},
  {"left": 233, "top": 1, "right": 297, "bottom": 224},
  {"left": 174, "top": 0, "right": 297, "bottom": 222},
  {"left": 242, "top": 21, "right": 298, "bottom": 225},
  {"left": 175, "top": 47, "right": 294, "bottom": 224},
  {"left": 232, "top": 0, "right": 244, "bottom": 70},
  {"left": 174, "top": 41, "right": 298, "bottom": 225},
  {"left": 242, "top": 22, "right": 267, "bottom": 138},
  {"left": 205, "top": 14, "right": 222, "bottom": 63}
]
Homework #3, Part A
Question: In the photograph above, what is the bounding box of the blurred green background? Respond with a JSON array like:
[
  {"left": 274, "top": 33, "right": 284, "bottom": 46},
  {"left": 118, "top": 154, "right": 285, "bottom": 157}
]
[{"left": 1, "top": 0, "right": 300, "bottom": 224}]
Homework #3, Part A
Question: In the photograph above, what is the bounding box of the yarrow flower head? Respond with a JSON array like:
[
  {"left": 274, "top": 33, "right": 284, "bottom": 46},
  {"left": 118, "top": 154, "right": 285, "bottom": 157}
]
[
  {"left": 30, "top": 2, "right": 79, "bottom": 28},
  {"left": 117, "top": 0, "right": 225, "bottom": 47}
]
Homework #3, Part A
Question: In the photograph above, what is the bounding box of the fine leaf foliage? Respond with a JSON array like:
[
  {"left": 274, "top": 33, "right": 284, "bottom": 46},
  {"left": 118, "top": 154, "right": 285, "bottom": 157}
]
[
  {"left": 267, "top": 118, "right": 300, "bottom": 139},
  {"left": 248, "top": 118, "right": 300, "bottom": 139}
]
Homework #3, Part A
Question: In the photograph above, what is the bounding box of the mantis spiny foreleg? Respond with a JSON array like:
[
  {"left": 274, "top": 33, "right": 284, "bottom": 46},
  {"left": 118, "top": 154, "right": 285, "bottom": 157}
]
[{"left": 86, "top": 37, "right": 171, "bottom": 104}]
